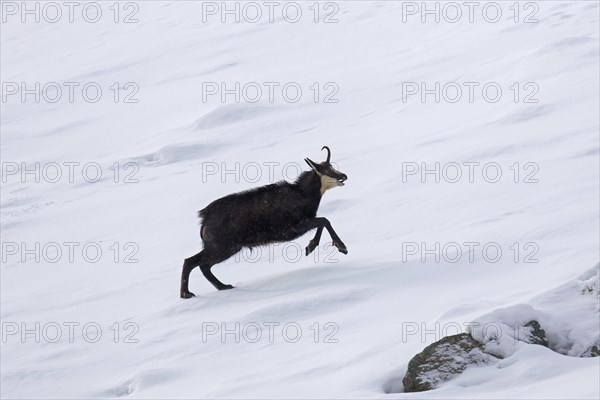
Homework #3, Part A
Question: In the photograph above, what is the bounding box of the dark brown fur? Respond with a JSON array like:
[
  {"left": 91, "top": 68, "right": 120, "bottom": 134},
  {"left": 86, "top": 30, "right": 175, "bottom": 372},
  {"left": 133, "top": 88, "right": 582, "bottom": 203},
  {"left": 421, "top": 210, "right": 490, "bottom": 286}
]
[{"left": 180, "top": 148, "right": 348, "bottom": 298}]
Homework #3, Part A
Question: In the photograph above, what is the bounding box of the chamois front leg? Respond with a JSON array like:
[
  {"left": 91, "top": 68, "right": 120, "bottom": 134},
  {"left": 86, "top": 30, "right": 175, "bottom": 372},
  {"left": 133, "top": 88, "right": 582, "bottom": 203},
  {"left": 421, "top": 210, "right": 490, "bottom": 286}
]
[
  {"left": 306, "top": 227, "right": 324, "bottom": 256},
  {"left": 305, "top": 217, "right": 348, "bottom": 255}
]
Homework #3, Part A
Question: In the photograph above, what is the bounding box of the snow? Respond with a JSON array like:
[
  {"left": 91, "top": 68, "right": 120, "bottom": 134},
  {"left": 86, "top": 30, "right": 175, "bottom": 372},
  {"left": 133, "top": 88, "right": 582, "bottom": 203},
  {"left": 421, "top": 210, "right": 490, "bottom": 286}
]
[
  {"left": 1, "top": 1, "right": 599, "bottom": 398},
  {"left": 469, "top": 266, "right": 600, "bottom": 358}
]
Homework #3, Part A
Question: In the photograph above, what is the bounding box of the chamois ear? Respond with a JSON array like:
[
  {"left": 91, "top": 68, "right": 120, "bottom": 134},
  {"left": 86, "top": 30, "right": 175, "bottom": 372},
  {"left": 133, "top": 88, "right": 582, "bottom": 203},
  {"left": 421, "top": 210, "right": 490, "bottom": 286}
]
[{"left": 305, "top": 158, "right": 320, "bottom": 174}]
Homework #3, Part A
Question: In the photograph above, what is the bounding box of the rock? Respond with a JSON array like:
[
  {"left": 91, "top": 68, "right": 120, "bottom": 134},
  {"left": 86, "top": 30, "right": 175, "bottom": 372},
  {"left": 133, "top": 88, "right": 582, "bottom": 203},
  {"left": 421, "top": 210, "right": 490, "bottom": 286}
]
[
  {"left": 578, "top": 265, "right": 599, "bottom": 296},
  {"left": 522, "top": 320, "right": 549, "bottom": 347},
  {"left": 402, "top": 333, "right": 499, "bottom": 392},
  {"left": 581, "top": 344, "right": 599, "bottom": 357}
]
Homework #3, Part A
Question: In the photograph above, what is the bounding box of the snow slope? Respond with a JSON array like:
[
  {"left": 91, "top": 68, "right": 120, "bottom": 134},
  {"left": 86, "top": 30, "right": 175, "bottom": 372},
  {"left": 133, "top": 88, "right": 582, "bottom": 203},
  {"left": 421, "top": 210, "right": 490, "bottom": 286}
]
[{"left": 1, "top": 1, "right": 599, "bottom": 398}]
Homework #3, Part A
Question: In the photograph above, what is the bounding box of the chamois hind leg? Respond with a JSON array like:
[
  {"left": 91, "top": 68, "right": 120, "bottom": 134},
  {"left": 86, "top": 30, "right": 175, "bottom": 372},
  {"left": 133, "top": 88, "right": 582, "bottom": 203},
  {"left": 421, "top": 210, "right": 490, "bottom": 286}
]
[
  {"left": 200, "top": 246, "right": 239, "bottom": 291},
  {"left": 180, "top": 251, "right": 203, "bottom": 298}
]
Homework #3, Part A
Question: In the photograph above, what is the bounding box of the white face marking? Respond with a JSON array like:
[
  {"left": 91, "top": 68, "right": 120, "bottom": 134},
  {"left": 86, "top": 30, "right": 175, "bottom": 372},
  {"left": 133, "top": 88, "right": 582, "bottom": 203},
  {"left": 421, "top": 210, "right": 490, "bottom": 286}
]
[{"left": 320, "top": 175, "right": 343, "bottom": 195}]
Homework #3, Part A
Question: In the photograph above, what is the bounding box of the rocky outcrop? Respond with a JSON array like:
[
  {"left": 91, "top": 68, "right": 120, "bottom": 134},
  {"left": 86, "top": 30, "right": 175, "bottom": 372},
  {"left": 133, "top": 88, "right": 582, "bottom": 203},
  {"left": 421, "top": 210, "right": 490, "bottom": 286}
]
[
  {"left": 400, "top": 266, "right": 600, "bottom": 392},
  {"left": 402, "top": 333, "right": 499, "bottom": 392},
  {"left": 581, "top": 344, "right": 599, "bottom": 357},
  {"left": 522, "top": 320, "right": 549, "bottom": 347}
]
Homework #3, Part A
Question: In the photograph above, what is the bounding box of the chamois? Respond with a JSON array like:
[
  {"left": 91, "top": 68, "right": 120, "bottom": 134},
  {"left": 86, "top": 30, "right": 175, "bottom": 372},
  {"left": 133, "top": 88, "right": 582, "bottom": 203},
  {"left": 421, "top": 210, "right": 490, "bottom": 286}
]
[{"left": 180, "top": 146, "right": 348, "bottom": 298}]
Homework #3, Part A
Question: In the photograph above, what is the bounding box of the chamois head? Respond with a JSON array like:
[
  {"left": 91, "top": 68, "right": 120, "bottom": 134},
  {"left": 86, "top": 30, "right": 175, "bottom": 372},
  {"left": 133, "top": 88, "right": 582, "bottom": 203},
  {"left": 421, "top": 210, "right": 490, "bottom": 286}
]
[{"left": 305, "top": 146, "right": 348, "bottom": 195}]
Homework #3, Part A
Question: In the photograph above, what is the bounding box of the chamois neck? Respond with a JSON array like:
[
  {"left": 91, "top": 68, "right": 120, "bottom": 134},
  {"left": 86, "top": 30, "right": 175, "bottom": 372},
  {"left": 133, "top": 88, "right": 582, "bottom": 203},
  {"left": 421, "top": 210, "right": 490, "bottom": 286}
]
[{"left": 295, "top": 171, "right": 322, "bottom": 196}]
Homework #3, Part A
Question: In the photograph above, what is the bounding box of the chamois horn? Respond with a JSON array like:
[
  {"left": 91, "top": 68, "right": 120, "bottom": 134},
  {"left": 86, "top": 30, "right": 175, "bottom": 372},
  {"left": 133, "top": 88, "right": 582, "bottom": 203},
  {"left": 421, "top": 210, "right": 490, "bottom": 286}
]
[{"left": 321, "top": 146, "right": 331, "bottom": 163}]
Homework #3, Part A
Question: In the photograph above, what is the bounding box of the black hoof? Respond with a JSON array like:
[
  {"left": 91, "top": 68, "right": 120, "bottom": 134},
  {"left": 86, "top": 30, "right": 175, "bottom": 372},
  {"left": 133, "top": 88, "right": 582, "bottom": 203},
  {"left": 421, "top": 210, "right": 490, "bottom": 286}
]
[
  {"left": 218, "top": 284, "right": 235, "bottom": 291},
  {"left": 181, "top": 291, "right": 195, "bottom": 299},
  {"left": 334, "top": 242, "right": 348, "bottom": 255},
  {"left": 306, "top": 241, "right": 318, "bottom": 256}
]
